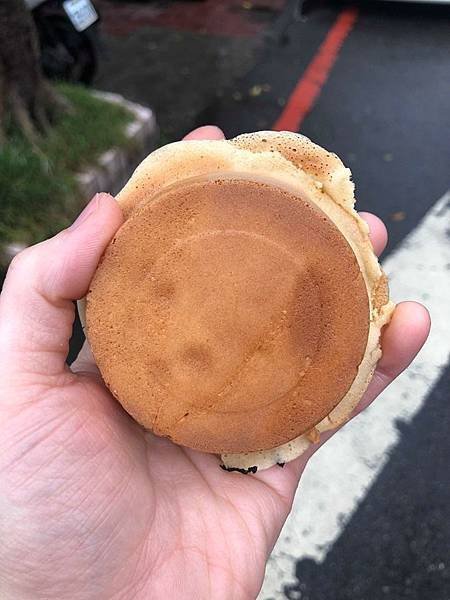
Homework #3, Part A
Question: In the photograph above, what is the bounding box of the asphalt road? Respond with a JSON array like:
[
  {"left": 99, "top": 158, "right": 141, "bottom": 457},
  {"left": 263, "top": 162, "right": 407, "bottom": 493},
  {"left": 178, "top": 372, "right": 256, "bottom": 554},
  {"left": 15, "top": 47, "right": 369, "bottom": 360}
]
[
  {"left": 204, "top": 0, "right": 450, "bottom": 256},
  {"left": 284, "top": 365, "right": 450, "bottom": 600}
]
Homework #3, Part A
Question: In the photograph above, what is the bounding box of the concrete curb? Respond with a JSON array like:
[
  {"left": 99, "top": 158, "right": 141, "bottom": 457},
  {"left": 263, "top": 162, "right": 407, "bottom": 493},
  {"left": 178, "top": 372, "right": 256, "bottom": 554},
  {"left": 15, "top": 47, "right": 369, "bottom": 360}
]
[
  {"left": 77, "top": 91, "right": 158, "bottom": 198},
  {"left": 1, "top": 92, "right": 158, "bottom": 269}
]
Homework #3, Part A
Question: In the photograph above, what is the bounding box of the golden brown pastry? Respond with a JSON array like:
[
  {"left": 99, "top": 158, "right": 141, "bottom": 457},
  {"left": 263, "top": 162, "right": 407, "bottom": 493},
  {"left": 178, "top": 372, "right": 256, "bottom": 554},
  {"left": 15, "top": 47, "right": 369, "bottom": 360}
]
[{"left": 84, "top": 132, "right": 394, "bottom": 471}]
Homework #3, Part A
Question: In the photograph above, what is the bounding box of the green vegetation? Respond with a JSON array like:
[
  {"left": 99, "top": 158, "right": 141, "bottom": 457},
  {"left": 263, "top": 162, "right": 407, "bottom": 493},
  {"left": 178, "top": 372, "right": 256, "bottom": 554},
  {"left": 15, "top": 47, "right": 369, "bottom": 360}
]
[{"left": 0, "top": 84, "right": 132, "bottom": 246}]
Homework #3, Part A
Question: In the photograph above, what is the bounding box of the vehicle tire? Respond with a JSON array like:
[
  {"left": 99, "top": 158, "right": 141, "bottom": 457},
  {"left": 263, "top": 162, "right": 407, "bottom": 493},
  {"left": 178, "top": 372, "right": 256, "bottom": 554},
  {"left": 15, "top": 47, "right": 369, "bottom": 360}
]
[{"left": 39, "top": 16, "right": 97, "bottom": 85}]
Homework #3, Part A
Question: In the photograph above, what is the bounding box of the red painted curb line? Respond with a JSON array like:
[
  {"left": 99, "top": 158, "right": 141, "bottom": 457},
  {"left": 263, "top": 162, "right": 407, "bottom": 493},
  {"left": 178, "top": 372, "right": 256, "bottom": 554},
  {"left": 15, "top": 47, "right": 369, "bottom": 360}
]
[{"left": 273, "top": 7, "right": 359, "bottom": 132}]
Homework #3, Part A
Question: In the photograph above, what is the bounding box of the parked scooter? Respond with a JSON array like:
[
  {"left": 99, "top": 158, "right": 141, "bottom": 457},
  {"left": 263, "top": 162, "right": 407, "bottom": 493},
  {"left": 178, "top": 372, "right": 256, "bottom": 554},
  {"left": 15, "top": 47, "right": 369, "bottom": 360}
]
[{"left": 25, "top": 0, "right": 100, "bottom": 84}]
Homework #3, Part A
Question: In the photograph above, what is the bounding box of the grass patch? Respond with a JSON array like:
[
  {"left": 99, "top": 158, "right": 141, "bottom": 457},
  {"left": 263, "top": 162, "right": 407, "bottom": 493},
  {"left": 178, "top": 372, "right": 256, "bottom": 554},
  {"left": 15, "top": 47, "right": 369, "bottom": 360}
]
[{"left": 0, "top": 84, "right": 133, "bottom": 246}]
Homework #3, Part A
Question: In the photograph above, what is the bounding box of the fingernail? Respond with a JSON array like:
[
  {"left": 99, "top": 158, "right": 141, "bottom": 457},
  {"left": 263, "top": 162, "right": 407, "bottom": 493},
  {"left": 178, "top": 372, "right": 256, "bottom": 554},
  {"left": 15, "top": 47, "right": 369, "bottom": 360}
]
[{"left": 68, "top": 194, "right": 101, "bottom": 231}]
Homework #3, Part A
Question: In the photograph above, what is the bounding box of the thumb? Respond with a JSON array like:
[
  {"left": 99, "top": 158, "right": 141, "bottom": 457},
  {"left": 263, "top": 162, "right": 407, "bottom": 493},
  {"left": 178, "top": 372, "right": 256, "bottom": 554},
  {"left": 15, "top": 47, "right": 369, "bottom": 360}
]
[{"left": 0, "top": 193, "right": 123, "bottom": 382}]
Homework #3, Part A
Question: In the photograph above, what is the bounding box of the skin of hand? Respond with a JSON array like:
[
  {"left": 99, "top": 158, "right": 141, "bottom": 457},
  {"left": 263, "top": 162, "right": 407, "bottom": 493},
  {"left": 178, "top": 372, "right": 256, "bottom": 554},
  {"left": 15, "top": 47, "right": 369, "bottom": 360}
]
[{"left": 0, "top": 126, "right": 430, "bottom": 600}]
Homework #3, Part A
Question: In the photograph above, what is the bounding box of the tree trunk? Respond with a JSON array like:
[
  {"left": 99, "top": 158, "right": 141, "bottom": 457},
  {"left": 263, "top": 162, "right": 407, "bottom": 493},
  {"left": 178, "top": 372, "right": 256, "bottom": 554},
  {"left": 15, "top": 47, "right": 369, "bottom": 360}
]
[{"left": 0, "top": 0, "right": 66, "bottom": 145}]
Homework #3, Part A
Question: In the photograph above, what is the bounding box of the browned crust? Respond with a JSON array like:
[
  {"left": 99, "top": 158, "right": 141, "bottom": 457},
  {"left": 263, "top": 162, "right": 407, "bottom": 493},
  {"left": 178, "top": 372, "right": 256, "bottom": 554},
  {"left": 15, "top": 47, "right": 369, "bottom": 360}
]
[{"left": 87, "top": 177, "right": 370, "bottom": 453}]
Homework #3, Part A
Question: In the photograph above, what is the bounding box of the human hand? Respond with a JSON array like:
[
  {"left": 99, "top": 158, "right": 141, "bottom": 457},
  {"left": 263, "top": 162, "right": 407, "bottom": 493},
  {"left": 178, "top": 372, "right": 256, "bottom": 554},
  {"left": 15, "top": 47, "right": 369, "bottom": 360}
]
[{"left": 0, "top": 126, "right": 430, "bottom": 600}]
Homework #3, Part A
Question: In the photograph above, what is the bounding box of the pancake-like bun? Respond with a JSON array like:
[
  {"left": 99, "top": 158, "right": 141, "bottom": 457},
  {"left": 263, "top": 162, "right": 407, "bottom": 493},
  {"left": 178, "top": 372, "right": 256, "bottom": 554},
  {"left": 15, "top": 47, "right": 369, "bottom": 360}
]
[{"left": 85, "top": 131, "right": 394, "bottom": 469}]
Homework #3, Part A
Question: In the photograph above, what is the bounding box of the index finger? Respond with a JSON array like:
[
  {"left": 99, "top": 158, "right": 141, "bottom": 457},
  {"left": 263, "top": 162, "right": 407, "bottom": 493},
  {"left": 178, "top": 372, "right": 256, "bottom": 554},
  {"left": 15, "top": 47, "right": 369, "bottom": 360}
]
[{"left": 183, "top": 125, "right": 225, "bottom": 141}]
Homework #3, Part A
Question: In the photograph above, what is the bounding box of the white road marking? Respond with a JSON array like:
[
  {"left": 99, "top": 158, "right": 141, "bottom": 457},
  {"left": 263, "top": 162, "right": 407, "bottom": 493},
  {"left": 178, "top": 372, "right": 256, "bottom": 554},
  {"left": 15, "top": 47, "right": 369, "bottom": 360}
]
[{"left": 259, "top": 191, "right": 450, "bottom": 599}]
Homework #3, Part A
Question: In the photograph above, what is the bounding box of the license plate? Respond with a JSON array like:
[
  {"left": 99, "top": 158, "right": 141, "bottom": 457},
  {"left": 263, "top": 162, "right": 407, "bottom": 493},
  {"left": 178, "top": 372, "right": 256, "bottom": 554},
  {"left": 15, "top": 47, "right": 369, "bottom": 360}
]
[{"left": 63, "top": 0, "right": 98, "bottom": 32}]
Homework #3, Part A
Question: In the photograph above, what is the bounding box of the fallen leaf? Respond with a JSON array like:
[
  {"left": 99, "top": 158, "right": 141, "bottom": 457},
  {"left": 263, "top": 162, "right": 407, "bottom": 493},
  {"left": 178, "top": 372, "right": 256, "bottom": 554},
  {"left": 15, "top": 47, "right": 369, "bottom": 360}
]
[
  {"left": 389, "top": 211, "right": 406, "bottom": 222},
  {"left": 249, "top": 85, "right": 262, "bottom": 97}
]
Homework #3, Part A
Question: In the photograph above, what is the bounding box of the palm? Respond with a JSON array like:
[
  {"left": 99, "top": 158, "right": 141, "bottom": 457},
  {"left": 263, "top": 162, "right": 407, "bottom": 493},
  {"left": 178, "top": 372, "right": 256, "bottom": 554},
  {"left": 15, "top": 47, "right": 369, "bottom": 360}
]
[{"left": 1, "top": 371, "right": 295, "bottom": 600}]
